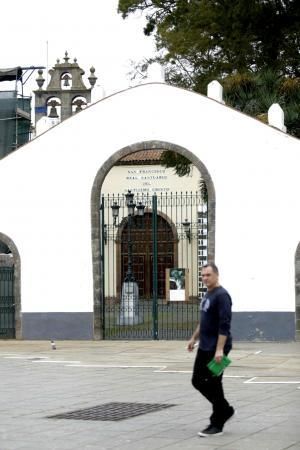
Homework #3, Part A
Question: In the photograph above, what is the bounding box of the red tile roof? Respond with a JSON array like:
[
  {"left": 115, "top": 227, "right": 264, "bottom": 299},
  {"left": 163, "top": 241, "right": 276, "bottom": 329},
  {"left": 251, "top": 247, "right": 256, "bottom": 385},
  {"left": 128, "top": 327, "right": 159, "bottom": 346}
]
[{"left": 118, "top": 150, "right": 164, "bottom": 164}]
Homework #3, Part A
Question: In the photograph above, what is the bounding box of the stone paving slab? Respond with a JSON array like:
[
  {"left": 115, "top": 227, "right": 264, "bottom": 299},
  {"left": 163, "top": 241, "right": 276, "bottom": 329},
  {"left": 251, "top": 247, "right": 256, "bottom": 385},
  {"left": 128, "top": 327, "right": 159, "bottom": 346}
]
[{"left": 0, "top": 341, "right": 299, "bottom": 449}]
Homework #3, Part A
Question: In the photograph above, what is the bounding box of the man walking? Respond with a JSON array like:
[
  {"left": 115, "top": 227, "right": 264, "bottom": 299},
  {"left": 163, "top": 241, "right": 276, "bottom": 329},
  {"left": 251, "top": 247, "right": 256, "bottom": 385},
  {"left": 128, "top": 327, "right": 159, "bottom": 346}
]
[{"left": 187, "top": 263, "right": 234, "bottom": 437}]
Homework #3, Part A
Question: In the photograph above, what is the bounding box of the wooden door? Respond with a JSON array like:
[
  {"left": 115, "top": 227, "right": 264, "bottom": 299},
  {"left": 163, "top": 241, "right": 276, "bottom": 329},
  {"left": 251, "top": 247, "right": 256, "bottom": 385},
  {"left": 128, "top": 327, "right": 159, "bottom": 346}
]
[{"left": 121, "top": 213, "right": 175, "bottom": 299}]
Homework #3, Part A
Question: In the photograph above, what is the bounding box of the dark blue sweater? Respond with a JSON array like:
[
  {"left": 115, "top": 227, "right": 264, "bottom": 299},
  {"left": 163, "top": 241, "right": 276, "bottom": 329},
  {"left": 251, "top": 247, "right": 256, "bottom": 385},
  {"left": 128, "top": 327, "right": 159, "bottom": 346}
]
[{"left": 199, "top": 286, "right": 232, "bottom": 352}]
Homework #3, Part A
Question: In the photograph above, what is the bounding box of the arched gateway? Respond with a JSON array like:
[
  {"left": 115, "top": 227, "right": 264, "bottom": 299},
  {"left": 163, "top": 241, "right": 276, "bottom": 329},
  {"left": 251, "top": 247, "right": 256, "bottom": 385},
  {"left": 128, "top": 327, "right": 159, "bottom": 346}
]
[
  {"left": 91, "top": 141, "right": 216, "bottom": 340},
  {"left": 295, "top": 243, "right": 300, "bottom": 340},
  {"left": 0, "top": 233, "right": 21, "bottom": 339}
]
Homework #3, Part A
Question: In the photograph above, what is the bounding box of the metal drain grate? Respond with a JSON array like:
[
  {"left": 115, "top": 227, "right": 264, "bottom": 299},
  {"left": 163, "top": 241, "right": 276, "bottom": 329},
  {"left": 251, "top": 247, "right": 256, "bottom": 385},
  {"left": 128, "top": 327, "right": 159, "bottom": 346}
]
[{"left": 48, "top": 402, "right": 176, "bottom": 421}]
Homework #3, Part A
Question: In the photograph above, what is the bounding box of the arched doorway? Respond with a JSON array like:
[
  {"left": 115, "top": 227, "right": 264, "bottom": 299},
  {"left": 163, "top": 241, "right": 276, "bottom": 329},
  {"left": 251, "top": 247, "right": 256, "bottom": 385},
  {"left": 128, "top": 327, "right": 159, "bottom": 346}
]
[
  {"left": 0, "top": 233, "right": 21, "bottom": 339},
  {"left": 91, "top": 141, "right": 216, "bottom": 339},
  {"left": 119, "top": 212, "right": 177, "bottom": 300}
]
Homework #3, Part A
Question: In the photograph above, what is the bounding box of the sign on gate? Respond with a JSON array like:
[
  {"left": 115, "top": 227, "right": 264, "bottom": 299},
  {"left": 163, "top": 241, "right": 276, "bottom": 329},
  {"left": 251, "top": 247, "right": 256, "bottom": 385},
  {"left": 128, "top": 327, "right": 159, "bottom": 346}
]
[{"left": 166, "top": 268, "right": 189, "bottom": 302}]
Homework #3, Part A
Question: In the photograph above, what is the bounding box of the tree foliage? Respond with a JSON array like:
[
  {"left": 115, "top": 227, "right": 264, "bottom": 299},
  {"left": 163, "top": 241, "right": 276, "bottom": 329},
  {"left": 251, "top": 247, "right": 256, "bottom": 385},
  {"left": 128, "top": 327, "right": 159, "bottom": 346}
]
[
  {"left": 223, "top": 70, "right": 300, "bottom": 137},
  {"left": 119, "top": 0, "right": 300, "bottom": 90},
  {"left": 160, "top": 151, "right": 192, "bottom": 176},
  {"left": 118, "top": 0, "right": 300, "bottom": 181}
]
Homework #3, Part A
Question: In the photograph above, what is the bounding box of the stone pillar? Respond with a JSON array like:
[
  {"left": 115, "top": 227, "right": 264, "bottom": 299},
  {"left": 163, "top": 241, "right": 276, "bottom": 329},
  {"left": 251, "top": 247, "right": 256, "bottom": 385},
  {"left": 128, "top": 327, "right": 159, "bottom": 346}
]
[
  {"left": 118, "top": 281, "right": 143, "bottom": 325},
  {"left": 147, "top": 63, "right": 165, "bottom": 83},
  {"left": 268, "top": 103, "right": 287, "bottom": 132},
  {"left": 207, "top": 80, "right": 225, "bottom": 104}
]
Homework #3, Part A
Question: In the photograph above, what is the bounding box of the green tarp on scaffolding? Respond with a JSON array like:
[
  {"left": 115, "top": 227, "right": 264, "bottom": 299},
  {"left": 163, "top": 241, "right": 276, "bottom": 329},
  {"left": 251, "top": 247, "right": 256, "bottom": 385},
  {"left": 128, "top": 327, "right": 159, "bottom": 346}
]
[
  {"left": 0, "top": 91, "right": 31, "bottom": 159},
  {"left": 0, "top": 91, "right": 16, "bottom": 158},
  {"left": 0, "top": 67, "right": 22, "bottom": 82}
]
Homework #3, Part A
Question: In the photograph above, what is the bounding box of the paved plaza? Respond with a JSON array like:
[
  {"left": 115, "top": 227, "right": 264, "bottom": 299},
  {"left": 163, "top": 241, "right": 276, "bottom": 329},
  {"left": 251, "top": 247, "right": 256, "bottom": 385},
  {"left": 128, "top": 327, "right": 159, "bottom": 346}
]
[{"left": 0, "top": 340, "right": 299, "bottom": 450}]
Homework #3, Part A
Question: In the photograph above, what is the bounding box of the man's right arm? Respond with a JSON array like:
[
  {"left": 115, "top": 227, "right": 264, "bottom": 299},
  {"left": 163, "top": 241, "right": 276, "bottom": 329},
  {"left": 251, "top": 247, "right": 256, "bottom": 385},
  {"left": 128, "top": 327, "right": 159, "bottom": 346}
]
[{"left": 187, "top": 324, "right": 200, "bottom": 352}]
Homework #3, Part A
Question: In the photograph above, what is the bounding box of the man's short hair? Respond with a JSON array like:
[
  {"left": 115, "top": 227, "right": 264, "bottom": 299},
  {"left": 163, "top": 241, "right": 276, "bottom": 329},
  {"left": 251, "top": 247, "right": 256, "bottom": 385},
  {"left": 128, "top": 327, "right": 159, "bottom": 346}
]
[{"left": 201, "top": 263, "right": 219, "bottom": 275}]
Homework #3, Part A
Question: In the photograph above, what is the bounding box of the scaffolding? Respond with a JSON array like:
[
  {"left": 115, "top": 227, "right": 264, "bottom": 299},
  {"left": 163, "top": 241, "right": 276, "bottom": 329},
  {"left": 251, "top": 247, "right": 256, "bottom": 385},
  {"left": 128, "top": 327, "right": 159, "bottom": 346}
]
[{"left": 0, "top": 66, "right": 44, "bottom": 158}]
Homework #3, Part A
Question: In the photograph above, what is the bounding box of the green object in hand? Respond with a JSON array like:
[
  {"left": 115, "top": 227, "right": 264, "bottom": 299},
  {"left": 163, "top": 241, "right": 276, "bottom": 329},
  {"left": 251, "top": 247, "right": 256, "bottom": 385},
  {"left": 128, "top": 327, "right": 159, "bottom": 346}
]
[{"left": 207, "top": 355, "right": 231, "bottom": 376}]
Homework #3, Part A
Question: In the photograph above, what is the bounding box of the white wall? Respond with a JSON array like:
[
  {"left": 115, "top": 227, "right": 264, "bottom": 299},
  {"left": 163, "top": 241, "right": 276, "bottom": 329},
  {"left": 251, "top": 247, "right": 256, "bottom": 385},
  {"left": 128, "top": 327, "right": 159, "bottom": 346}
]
[{"left": 0, "top": 83, "right": 299, "bottom": 315}]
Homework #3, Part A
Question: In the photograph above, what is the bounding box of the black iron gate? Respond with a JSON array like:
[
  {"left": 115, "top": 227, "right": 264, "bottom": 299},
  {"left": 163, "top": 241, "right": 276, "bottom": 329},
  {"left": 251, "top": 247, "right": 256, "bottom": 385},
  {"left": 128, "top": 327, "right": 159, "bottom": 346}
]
[
  {"left": 100, "top": 191, "right": 207, "bottom": 340},
  {"left": 0, "top": 267, "right": 15, "bottom": 338}
]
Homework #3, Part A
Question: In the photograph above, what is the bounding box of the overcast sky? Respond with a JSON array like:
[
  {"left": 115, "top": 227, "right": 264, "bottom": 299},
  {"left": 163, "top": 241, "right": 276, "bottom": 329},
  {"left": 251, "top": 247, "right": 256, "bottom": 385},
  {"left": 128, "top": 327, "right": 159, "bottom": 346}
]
[{"left": 0, "top": 0, "right": 156, "bottom": 99}]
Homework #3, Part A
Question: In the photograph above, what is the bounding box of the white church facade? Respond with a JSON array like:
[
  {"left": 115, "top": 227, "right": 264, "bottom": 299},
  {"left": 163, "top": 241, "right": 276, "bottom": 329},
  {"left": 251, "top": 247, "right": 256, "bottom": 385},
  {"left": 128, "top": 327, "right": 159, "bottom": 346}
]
[{"left": 0, "top": 81, "right": 299, "bottom": 340}]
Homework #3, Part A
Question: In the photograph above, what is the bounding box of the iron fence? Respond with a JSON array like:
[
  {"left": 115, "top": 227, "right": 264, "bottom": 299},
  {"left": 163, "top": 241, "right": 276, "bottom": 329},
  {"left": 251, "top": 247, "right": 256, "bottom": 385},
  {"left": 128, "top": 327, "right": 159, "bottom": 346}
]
[
  {"left": 100, "top": 191, "right": 207, "bottom": 339},
  {"left": 0, "top": 267, "right": 15, "bottom": 338}
]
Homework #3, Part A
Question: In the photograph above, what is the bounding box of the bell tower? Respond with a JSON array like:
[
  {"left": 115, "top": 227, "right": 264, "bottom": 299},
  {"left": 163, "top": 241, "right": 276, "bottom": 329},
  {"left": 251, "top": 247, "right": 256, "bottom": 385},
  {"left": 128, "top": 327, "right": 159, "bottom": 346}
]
[{"left": 34, "top": 51, "right": 97, "bottom": 128}]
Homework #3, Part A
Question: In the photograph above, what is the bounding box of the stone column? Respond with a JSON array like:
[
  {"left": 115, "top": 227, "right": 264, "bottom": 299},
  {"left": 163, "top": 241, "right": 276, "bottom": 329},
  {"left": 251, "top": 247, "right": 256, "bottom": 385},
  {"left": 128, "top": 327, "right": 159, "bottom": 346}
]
[{"left": 118, "top": 281, "right": 143, "bottom": 325}]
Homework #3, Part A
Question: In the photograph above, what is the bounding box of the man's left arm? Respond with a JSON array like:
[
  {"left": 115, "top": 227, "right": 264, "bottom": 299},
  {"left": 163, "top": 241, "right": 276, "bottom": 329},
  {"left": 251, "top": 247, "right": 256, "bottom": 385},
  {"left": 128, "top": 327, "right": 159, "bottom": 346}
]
[{"left": 214, "top": 292, "right": 232, "bottom": 363}]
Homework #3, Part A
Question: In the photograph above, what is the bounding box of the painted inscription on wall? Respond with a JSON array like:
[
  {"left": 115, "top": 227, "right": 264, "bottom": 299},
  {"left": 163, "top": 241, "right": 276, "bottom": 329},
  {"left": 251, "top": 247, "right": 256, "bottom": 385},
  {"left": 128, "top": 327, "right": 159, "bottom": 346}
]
[
  {"left": 102, "top": 164, "right": 199, "bottom": 195},
  {"left": 126, "top": 168, "right": 169, "bottom": 192}
]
